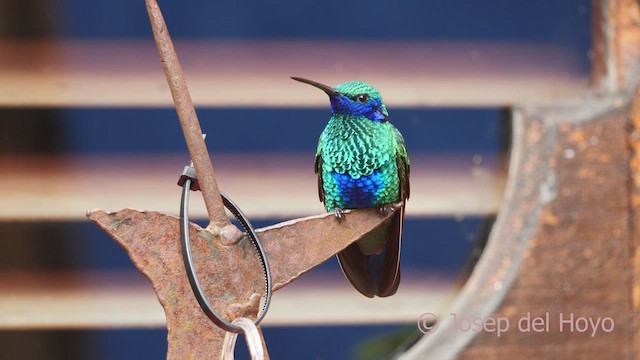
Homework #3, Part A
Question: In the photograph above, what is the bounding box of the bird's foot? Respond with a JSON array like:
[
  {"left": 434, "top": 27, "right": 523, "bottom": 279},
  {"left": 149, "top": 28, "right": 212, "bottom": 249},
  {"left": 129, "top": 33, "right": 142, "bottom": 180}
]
[
  {"left": 378, "top": 204, "right": 397, "bottom": 217},
  {"left": 333, "top": 208, "right": 345, "bottom": 221}
]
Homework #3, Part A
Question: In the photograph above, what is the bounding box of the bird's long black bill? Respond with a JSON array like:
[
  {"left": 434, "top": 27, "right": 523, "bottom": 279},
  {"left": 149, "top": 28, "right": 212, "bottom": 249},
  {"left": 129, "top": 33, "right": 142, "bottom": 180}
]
[{"left": 291, "top": 76, "right": 339, "bottom": 98}]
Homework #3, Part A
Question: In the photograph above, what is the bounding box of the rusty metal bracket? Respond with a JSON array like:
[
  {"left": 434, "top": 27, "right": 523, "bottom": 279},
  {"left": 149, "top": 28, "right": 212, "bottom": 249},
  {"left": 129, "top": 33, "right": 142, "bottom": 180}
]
[{"left": 87, "top": 206, "right": 394, "bottom": 359}]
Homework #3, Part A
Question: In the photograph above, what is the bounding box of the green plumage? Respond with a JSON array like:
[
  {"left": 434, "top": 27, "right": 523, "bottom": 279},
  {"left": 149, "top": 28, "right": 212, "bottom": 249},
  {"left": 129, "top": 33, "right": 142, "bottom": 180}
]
[
  {"left": 316, "top": 115, "right": 408, "bottom": 211},
  {"left": 292, "top": 77, "right": 410, "bottom": 298}
]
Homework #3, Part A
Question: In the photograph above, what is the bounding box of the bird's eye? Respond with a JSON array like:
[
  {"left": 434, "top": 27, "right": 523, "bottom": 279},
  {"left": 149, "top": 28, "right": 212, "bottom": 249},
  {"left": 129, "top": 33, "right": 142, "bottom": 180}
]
[{"left": 355, "top": 94, "right": 368, "bottom": 103}]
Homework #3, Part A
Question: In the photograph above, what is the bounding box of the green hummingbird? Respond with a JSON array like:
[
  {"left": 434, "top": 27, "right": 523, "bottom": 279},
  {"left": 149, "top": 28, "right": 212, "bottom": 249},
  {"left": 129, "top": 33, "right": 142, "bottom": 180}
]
[{"left": 292, "top": 77, "right": 410, "bottom": 297}]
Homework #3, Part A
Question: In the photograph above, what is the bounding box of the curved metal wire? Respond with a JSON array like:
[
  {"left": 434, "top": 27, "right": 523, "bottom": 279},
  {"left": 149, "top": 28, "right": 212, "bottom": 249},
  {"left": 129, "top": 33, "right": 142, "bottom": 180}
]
[{"left": 180, "top": 177, "right": 272, "bottom": 333}]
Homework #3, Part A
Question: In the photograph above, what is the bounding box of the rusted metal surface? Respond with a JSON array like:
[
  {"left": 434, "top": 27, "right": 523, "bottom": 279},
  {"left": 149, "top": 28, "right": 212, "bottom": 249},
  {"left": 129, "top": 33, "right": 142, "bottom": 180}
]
[
  {"left": 457, "top": 103, "right": 632, "bottom": 358},
  {"left": 399, "top": 108, "right": 551, "bottom": 359},
  {"left": 145, "top": 0, "right": 236, "bottom": 240},
  {"left": 401, "top": 0, "right": 640, "bottom": 358},
  {"left": 592, "top": 0, "right": 640, "bottom": 92},
  {"left": 630, "top": 84, "right": 640, "bottom": 358},
  {"left": 404, "top": 91, "right": 637, "bottom": 360},
  {"left": 87, "top": 207, "right": 392, "bottom": 359}
]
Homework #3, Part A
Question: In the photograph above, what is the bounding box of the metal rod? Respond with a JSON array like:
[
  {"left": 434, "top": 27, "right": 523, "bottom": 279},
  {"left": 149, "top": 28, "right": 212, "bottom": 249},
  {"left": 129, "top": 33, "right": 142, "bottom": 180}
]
[{"left": 145, "top": 0, "right": 231, "bottom": 234}]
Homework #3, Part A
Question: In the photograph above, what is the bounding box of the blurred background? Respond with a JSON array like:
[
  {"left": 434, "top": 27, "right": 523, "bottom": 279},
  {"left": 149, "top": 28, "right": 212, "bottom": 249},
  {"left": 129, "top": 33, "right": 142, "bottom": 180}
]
[{"left": 0, "top": 0, "right": 591, "bottom": 359}]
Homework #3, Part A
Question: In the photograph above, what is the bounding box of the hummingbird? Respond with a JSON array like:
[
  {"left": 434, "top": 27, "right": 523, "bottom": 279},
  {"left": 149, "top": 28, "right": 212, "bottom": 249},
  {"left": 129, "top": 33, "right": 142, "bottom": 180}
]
[{"left": 292, "top": 77, "right": 410, "bottom": 298}]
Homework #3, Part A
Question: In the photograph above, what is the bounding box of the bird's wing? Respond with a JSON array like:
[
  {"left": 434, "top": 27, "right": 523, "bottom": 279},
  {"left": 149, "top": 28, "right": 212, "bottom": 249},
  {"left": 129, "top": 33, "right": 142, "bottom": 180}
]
[
  {"left": 337, "top": 243, "right": 377, "bottom": 298},
  {"left": 394, "top": 127, "right": 410, "bottom": 201},
  {"left": 377, "top": 204, "right": 403, "bottom": 297},
  {"left": 338, "top": 205, "right": 404, "bottom": 298},
  {"left": 374, "top": 126, "right": 410, "bottom": 297},
  {"left": 314, "top": 139, "right": 325, "bottom": 203}
]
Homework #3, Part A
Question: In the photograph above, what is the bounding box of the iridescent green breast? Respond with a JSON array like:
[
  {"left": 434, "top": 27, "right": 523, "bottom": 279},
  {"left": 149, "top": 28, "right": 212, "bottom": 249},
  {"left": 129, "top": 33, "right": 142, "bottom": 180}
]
[{"left": 317, "top": 115, "right": 400, "bottom": 210}]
